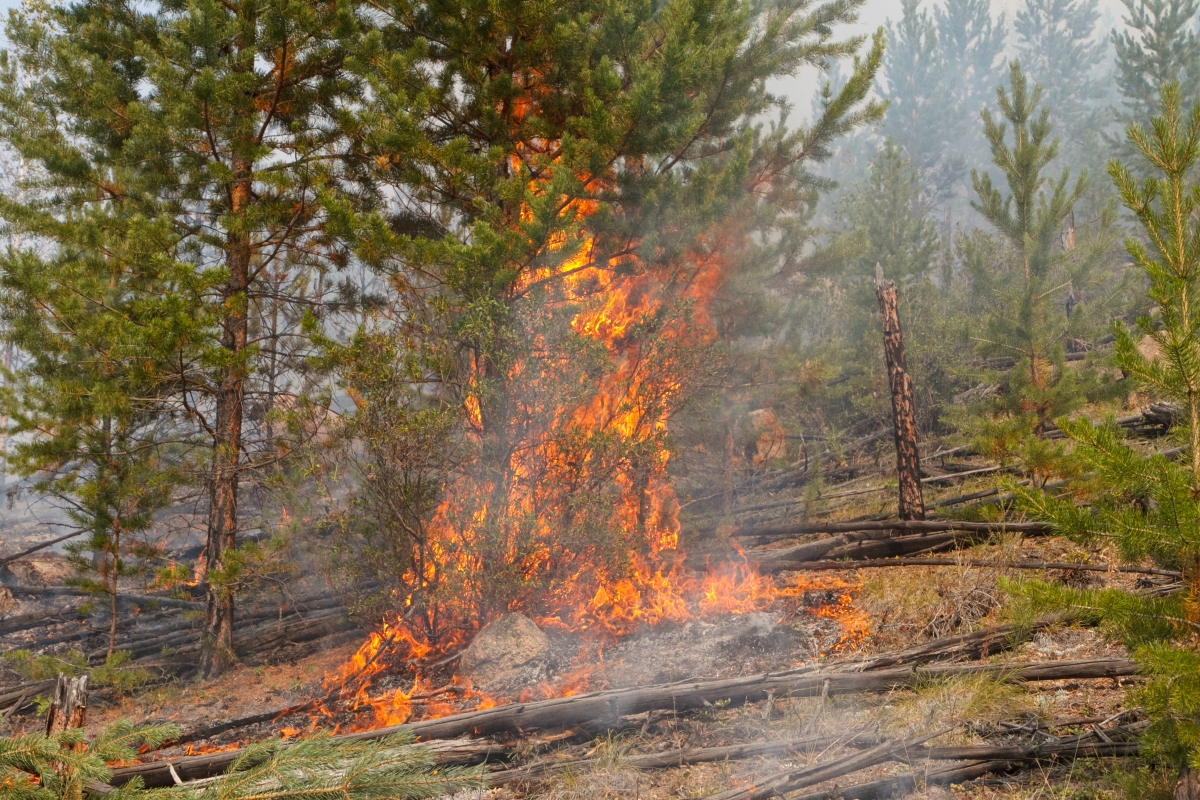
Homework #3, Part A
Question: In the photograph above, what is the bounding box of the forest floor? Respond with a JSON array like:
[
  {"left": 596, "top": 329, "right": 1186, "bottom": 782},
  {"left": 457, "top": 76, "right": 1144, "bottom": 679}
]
[{"left": 0, "top": 422, "right": 1180, "bottom": 799}]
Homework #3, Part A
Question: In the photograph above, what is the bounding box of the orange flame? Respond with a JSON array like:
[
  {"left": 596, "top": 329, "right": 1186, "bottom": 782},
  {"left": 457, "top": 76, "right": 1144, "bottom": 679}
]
[{"left": 321, "top": 161, "right": 867, "bottom": 730}]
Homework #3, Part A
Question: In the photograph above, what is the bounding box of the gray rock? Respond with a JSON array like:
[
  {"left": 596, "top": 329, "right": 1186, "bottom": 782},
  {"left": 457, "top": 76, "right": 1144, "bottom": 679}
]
[{"left": 459, "top": 613, "right": 550, "bottom": 686}]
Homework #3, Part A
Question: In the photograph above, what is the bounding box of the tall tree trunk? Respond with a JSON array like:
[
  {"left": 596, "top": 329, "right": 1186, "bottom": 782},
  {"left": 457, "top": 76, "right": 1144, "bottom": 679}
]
[
  {"left": 201, "top": 157, "right": 252, "bottom": 677},
  {"left": 875, "top": 265, "right": 924, "bottom": 521}
]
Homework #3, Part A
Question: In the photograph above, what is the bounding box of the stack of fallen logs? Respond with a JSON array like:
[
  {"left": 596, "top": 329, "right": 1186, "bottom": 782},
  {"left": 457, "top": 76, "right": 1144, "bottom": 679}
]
[
  {"left": 99, "top": 624, "right": 1142, "bottom": 797},
  {"left": 725, "top": 519, "right": 1182, "bottom": 583},
  {"left": 0, "top": 592, "right": 356, "bottom": 718}
]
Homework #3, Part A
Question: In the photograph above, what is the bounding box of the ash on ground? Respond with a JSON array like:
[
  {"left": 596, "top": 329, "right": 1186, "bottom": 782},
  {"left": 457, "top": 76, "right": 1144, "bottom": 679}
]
[{"left": 473, "top": 611, "right": 814, "bottom": 699}]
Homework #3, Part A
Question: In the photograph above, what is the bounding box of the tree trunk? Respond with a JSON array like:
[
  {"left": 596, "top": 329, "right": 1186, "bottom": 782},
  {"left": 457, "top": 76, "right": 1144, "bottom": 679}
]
[
  {"left": 201, "top": 157, "right": 252, "bottom": 678},
  {"left": 1177, "top": 764, "right": 1200, "bottom": 800},
  {"left": 45, "top": 673, "right": 88, "bottom": 737},
  {"left": 874, "top": 265, "right": 924, "bottom": 520}
]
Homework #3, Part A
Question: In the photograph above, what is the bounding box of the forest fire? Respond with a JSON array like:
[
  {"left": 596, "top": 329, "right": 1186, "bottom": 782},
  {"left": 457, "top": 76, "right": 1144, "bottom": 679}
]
[{"left": 309, "top": 184, "right": 876, "bottom": 730}]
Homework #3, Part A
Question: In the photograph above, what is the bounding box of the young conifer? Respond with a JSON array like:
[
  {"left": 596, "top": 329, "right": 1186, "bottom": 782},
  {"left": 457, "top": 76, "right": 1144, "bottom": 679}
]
[
  {"left": 1112, "top": 0, "right": 1200, "bottom": 120},
  {"left": 0, "top": 214, "right": 179, "bottom": 656},
  {"left": 967, "top": 62, "right": 1117, "bottom": 451},
  {"left": 1012, "top": 84, "right": 1200, "bottom": 795}
]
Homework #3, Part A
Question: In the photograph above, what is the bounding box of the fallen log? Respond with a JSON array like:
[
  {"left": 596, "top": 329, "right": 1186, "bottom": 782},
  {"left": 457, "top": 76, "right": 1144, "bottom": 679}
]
[
  {"left": 110, "top": 657, "right": 1138, "bottom": 788},
  {"left": 0, "top": 679, "right": 58, "bottom": 711},
  {"left": 751, "top": 527, "right": 1047, "bottom": 566},
  {"left": 736, "top": 519, "right": 1050, "bottom": 542},
  {"left": 489, "top": 733, "right": 884, "bottom": 786},
  {"left": 701, "top": 733, "right": 940, "bottom": 800},
  {"left": 143, "top": 615, "right": 1067, "bottom": 753},
  {"left": 851, "top": 613, "right": 1072, "bottom": 672},
  {"left": 793, "top": 759, "right": 1012, "bottom": 800},
  {"left": 705, "top": 739, "right": 1141, "bottom": 800},
  {"left": 761, "top": 556, "right": 1179, "bottom": 577}
]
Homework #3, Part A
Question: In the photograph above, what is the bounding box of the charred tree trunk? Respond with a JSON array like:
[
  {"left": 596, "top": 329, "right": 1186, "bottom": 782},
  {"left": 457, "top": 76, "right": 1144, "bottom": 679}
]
[
  {"left": 875, "top": 265, "right": 924, "bottom": 521},
  {"left": 45, "top": 673, "right": 88, "bottom": 737}
]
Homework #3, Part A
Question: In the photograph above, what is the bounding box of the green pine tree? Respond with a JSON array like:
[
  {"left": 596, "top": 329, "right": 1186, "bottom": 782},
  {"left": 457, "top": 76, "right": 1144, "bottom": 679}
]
[
  {"left": 0, "top": 0, "right": 372, "bottom": 675},
  {"left": 1015, "top": 0, "right": 1107, "bottom": 151},
  {"left": 0, "top": 224, "right": 180, "bottom": 656},
  {"left": 880, "top": 0, "right": 949, "bottom": 176},
  {"left": 937, "top": 0, "right": 1007, "bottom": 120},
  {"left": 1012, "top": 84, "right": 1200, "bottom": 795},
  {"left": 967, "top": 62, "right": 1119, "bottom": 449},
  {"left": 879, "top": 0, "right": 1006, "bottom": 203},
  {"left": 1112, "top": 0, "right": 1200, "bottom": 121},
  {"left": 311, "top": 0, "right": 886, "bottom": 634}
]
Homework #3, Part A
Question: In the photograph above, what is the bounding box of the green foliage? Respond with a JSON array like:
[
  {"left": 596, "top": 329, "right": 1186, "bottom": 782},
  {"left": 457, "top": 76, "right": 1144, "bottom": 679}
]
[
  {"left": 966, "top": 61, "right": 1120, "bottom": 447},
  {"left": 879, "top": 0, "right": 1005, "bottom": 199},
  {"left": 1012, "top": 84, "right": 1200, "bottom": 772},
  {"left": 1, "top": 724, "right": 476, "bottom": 800},
  {"left": 1, "top": 650, "right": 88, "bottom": 682},
  {"left": 0, "top": 721, "right": 178, "bottom": 800},
  {"left": 790, "top": 141, "right": 971, "bottom": 434},
  {"left": 1112, "top": 0, "right": 1200, "bottom": 122},
  {"left": 162, "top": 731, "right": 481, "bottom": 800},
  {"left": 1014, "top": 0, "right": 1107, "bottom": 150},
  {"left": 2, "top": 650, "right": 154, "bottom": 695},
  {"left": 90, "top": 651, "right": 154, "bottom": 696}
]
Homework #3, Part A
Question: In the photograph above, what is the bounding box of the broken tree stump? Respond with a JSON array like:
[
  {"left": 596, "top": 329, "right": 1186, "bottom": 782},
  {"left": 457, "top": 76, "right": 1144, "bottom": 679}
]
[
  {"left": 875, "top": 263, "right": 924, "bottom": 520},
  {"left": 45, "top": 673, "right": 88, "bottom": 737}
]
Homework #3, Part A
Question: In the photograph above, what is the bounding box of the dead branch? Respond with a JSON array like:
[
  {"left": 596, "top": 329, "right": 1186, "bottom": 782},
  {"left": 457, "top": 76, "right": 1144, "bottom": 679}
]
[
  {"left": 701, "top": 732, "right": 941, "bottom": 800},
  {"left": 850, "top": 613, "right": 1073, "bottom": 671},
  {"left": 0, "top": 531, "right": 84, "bottom": 567}
]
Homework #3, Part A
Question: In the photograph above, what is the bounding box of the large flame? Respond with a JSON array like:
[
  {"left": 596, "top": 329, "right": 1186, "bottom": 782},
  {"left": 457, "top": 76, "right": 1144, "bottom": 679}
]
[{"left": 320, "top": 173, "right": 866, "bottom": 730}]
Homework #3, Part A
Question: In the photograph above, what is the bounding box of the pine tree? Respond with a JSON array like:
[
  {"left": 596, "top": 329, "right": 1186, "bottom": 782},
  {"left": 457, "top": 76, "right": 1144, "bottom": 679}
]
[
  {"left": 845, "top": 141, "right": 942, "bottom": 285},
  {"left": 313, "top": 0, "right": 886, "bottom": 633},
  {"left": 0, "top": 224, "right": 179, "bottom": 656},
  {"left": 1012, "top": 84, "right": 1200, "bottom": 795},
  {"left": 1112, "top": 0, "right": 1200, "bottom": 122},
  {"left": 0, "top": 0, "right": 371, "bottom": 675},
  {"left": 879, "top": 0, "right": 1006, "bottom": 202},
  {"left": 782, "top": 142, "right": 972, "bottom": 442},
  {"left": 1015, "top": 0, "right": 1107, "bottom": 149},
  {"left": 937, "top": 0, "right": 1007, "bottom": 116},
  {"left": 880, "top": 0, "right": 952, "bottom": 184},
  {"left": 968, "top": 62, "right": 1118, "bottom": 444}
]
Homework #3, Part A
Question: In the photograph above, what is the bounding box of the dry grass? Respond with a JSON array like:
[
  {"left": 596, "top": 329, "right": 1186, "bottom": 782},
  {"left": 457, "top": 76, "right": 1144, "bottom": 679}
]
[
  {"left": 856, "top": 561, "right": 1007, "bottom": 652},
  {"left": 876, "top": 672, "right": 1036, "bottom": 739}
]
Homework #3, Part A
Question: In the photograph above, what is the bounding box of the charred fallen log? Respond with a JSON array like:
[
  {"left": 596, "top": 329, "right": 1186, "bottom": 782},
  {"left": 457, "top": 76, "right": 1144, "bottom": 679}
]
[
  {"left": 760, "top": 555, "right": 1180, "bottom": 577},
  {"left": 701, "top": 733, "right": 940, "bottom": 800},
  {"left": 110, "top": 657, "right": 1138, "bottom": 788},
  {"left": 703, "top": 738, "right": 1142, "bottom": 800},
  {"left": 743, "top": 525, "right": 1051, "bottom": 567},
  {"left": 735, "top": 519, "right": 1051, "bottom": 543}
]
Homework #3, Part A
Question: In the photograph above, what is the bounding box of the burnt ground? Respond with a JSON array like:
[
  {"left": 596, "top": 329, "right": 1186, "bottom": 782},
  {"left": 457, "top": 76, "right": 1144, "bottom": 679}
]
[{"left": 0, "top": 432, "right": 1179, "bottom": 799}]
